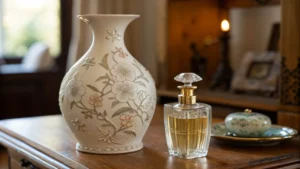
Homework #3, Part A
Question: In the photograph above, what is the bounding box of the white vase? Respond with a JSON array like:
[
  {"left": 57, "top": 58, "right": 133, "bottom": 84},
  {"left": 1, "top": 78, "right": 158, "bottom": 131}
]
[{"left": 59, "top": 14, "right": 156, "bottom": 154}]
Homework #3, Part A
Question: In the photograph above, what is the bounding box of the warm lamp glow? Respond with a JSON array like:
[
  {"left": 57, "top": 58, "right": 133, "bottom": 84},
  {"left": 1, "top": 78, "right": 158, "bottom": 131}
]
[{"left": 221, "top": 20, "right": 230, "bottom": 32}]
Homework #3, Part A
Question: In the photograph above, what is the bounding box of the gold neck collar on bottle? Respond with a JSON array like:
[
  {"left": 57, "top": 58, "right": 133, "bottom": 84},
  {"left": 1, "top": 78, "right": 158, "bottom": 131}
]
[{"left": 178, "top": 85, "right": 197, "bottom": 104}]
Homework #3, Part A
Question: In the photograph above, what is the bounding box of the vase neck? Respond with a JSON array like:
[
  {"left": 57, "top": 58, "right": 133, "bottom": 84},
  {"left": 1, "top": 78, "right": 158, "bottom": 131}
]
[{"left": 78, "top": 15, "right": 139, "bottom": 47}]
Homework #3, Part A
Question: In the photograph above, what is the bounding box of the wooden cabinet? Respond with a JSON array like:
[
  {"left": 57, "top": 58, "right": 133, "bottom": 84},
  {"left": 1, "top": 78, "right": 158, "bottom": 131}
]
[
  {"left": 0, "top": 132, "right": 68, "bottom": 169},
  {"left": 0, "top": 70, "right": 62, "bottom": 119}
]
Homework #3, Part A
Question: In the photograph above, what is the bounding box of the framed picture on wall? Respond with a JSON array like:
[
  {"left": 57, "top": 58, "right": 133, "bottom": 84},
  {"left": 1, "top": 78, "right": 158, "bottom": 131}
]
[
  {"left": 231, "top": 51, "right": 280, "bottom": 94},
  {"left": 247, "top": 61, "right": 273, "bottom": 79}
]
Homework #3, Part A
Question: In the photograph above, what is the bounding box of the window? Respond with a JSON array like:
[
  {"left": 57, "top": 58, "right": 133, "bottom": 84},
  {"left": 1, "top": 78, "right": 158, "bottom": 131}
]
[{"left": 0, "top": 0, "right": 60, "bottom": 57}]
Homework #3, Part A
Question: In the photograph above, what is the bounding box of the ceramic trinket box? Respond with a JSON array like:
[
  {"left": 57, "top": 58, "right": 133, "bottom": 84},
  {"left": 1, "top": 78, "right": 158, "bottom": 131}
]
[{"left": 225, "top": 109, "right": 271, "bottom": 137}]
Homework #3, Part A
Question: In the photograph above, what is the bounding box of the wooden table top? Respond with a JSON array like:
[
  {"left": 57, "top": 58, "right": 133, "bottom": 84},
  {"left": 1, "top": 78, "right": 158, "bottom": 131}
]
[{"left": 0, "top": 105, "right": 299, "bottom": 169}]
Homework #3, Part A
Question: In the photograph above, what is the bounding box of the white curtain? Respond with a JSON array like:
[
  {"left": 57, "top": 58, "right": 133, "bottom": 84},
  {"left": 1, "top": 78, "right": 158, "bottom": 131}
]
[{"left": 67, "top": 0, "right": 167, "bottom": 83}]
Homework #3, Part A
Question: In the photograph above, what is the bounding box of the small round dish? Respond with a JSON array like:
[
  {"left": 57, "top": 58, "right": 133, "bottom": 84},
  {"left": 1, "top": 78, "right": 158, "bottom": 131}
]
[{"left": 211, "top": 123, "right": 298, "bottom": 146}]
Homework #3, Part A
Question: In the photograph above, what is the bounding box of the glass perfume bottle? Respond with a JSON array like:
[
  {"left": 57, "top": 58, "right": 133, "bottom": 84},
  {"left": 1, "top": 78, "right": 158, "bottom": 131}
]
[{"left": 164, "top": 73, "right": 212, "bottom": 159}]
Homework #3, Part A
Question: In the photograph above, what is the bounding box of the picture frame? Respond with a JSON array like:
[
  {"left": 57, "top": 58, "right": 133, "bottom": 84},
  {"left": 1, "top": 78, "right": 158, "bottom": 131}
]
[
  {"left": 231, "top": 51, "right": 280, "bottom": 93},
  {"left": 247, "top": 61, "right": 273, "bottom": 79}
]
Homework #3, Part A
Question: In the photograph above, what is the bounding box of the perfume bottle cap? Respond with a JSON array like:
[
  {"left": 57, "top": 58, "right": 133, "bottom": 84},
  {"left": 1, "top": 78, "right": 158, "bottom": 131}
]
[
  {"left": 174, "top": 73, "right": 202, "bottom": 86},
  {"left": 174, "top": 73, "right": 202, "bottom": 104}
]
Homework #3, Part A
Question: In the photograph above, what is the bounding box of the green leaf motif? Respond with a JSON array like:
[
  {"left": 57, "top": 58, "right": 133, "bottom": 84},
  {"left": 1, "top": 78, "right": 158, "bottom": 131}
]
[
  {"left": 112, "top": 107, "right": 132, "bottom": 117},
  {"left": 145, "top": 115, "right": 150, "bottom": 122},
  {"left": 135, "top": 81, "right": 146, "bottom": 88},
  {"left": 81, "top": 111, "right": 93, "bottom": 119},
  {"left": 86, "top": 85, "right": 101, "bottom": 93},
  {"left": 103, "top": 81, "right": 110, "bottom": 85},
  {"left": 95, "top": 74, "right": 109, "bottom": 82},
  {"left": 101, "top": 124, "right": 111, "bottom": 127},
  {"left": 99, "top": 53, "right": 109, "bottom": 70},
  {"left": 133, "top": 59, "right": 140, "bottom": 66},
  {"left": 84, "top": 113, "right": 93, "bottom": 119},
  {"left": 123, "top": 130, "right": 137, "bottom": 137},
  {"left": 133, "top": 63, "right": 142, "bottom": 73},
  {"left": 140, "top": 76, "right": 149, "bottom": 83},
  {"left": 70, "top": 101, "right": 75, "bottom": 109},
  {"left": 111, "top": 100, "right": 120, "bottom": 108},
  {"left": 61, "top": 95, "right": 64, "bottom": 103}
]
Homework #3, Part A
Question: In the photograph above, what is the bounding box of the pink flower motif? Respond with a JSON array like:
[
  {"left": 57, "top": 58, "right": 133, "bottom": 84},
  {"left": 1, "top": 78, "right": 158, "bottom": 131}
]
[
  {"left": 112, "top": 47, "right": 128, "bottom": 58},
  {"left": 89, "top": 94, "right": 103, "bottom": 107},
  {"left": 120, "top": 115, "right": 134, "bottom": 127}
]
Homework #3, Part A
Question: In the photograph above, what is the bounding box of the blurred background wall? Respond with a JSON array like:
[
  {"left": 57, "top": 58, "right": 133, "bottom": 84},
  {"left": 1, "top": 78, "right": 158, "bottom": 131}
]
[{"left": 230, "top": 5, "right": 280, "bottom": 70}]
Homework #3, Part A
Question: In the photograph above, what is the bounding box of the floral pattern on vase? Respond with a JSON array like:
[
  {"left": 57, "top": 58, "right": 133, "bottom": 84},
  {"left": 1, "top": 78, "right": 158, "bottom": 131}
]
[
  {"left": 59, "top": 14, "right": 156, "bottom": 154},
  {"left": 65, "top": 80, "right": 86, "bottom": 102}
]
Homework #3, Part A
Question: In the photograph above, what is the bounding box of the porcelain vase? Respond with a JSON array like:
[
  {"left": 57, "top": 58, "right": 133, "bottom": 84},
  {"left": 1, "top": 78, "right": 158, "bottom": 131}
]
[{"left": 59, "top": 14, "right": 156, "bottom": 154}]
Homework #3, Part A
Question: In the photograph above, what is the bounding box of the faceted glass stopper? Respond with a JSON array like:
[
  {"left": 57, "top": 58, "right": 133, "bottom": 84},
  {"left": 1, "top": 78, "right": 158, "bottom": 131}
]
[{"left": 174, "top": 73, "right": 202, "bottom": 86}]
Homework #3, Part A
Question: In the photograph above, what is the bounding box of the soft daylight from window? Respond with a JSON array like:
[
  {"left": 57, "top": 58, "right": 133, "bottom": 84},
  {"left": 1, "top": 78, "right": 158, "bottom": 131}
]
[{"left": 0, "top": 0, "right": 60, "bottom": 57}]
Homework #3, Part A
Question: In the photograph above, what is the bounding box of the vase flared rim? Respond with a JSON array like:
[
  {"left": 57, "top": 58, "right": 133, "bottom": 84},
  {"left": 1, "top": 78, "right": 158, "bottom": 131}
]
[{"left": 77, "top": 14, "right": 140, "bottom": 18}]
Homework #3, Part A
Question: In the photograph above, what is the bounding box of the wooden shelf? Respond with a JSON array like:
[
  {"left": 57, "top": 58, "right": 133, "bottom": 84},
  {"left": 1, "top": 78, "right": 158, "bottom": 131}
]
[{"left": 158, "top": 89, "right": 279, "bottom": 112}]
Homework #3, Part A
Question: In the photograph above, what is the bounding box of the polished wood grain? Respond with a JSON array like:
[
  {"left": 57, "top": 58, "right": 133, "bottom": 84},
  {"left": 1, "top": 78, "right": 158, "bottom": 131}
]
[
  {"left": 0, "top": 147, "right": 8, "bottom": 169},
  {"left": 0, "top": 106, "right": 299, "bottom": 169},
  {"left": 280, "top": 0, "right": 300, "bottom": 71},
  {"left": 278, "top": 111, "right": 300, "bottom": 131},
  {"left": 278, "top": 0, "right": 300, "bottom": 131},
  {"left": 0, "top": 132, "right": 69, "bottom": 168},
  {"left": 167, "top": 0, "right": 221, "bottom": 88}
]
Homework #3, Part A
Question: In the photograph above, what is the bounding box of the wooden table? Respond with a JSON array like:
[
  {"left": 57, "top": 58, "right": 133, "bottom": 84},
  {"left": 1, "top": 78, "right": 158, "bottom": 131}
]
[{"left": 0, "top": 106, "right": 299, "bottom": 169}]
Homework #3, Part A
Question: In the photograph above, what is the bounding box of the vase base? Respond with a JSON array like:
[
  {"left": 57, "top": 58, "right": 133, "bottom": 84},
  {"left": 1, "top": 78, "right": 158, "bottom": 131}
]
[{"left": 76, "top": 142, "right": 143, "bottom": 154}]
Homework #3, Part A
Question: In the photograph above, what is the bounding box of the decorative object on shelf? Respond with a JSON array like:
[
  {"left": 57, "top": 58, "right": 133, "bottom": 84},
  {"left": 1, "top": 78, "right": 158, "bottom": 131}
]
[
  {"left": 211, "top": 123, "right": 298, "bottom": 146},
  {"left": 190, "top": 43, "right": 207, "bottom": 78},
  {"left": 225, "top": 109, "right": 271, "bottom": 137},
  {"left": 164, "top": 73, "right": 212, "bottom": 159},
  {"left": 59, "top": 14, "right": 157, "bottom": 154},
  {"left": 267, "top": 23, "right": 280, "bottom": 52},
  {"left": 231, "top": 51, "right": 280, "bottom": 95},
  {"left": 210, "top": 20, "right": 233, "bottom": 90},
  {"left": 280, "top": 57, "right": 300, "bottom": 105}
]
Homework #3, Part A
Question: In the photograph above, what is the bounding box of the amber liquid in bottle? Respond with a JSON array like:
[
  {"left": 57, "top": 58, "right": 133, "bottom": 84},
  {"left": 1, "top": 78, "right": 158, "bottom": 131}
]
[{"left": 168, "top": 116, "right": 208, "bottom": 154}]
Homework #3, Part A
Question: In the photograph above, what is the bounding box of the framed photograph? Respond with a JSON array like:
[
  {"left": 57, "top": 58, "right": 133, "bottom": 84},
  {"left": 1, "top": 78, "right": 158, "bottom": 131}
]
[
  {"left": 231, "top": 51, "right": 280, "bottom": 93},
  {"left": 247, "top": 61, "right": 273, "bottom": 79}
]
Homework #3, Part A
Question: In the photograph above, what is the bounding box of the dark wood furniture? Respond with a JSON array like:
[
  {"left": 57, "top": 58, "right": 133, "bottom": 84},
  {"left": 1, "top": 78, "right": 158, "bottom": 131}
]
[
  {"left": 278, "top": 0, "right": 300, "bottom": 131},
  {"left": 0, "top": 147, "right": 8, "bottom": 168},
  {"left": 0, "top": 106, "right": 299, "bottom": 169},
  {"left": 0, "top": 70, "right": 61, "bottom": 119}
]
